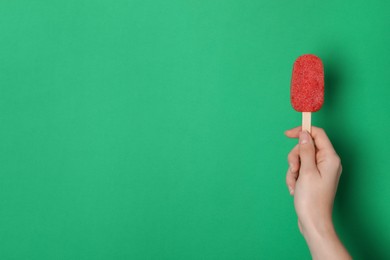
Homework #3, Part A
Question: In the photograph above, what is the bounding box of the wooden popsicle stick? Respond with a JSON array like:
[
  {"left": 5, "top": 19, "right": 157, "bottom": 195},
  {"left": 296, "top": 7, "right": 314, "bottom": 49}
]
[{"left": 302, "top": 112, "right": 311, "bottom": 134}]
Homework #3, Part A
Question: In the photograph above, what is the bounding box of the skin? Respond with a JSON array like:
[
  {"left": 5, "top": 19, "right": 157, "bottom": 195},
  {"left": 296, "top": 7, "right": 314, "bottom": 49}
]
[{"left": 285, "top": 126, "right": 351, "bottom": 260}]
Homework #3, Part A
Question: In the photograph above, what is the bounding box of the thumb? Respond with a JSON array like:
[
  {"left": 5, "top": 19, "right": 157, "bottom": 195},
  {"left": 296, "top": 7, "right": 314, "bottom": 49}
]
[{"left": 299, "top": 131, "right": 317, "bottom": 174}]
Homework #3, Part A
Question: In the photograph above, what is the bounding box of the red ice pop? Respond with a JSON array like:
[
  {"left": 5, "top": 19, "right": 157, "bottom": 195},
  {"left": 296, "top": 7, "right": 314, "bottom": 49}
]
[{"left": 291, "top": 54, "right": 324, "bottom": 133}]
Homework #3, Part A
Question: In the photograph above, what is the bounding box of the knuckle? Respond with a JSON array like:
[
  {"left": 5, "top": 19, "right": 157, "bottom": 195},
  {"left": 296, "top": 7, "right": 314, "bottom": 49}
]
[
  {"left": 286, "top": 173, "right": 293, "bottom": 185},
  {"left": 330, "top": 154, "right": 341, "bottom": 165},
  {"left": 287, "top": 151, "right": 296, "bottom": 162},
  {"left": 328, "top": 154, "right": 342, "bottom": 176},
  {"left": 287, "top": 152, "right": 293, "bottom": 162},
  {"left": 338, "top": 163, "right": 343, "bottom": 176}
]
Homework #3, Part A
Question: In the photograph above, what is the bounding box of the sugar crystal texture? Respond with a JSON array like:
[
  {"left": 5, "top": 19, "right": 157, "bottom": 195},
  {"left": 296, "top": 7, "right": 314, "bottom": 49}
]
[{"left": 291, "top": 54, "right": 324, "bottom": 112}]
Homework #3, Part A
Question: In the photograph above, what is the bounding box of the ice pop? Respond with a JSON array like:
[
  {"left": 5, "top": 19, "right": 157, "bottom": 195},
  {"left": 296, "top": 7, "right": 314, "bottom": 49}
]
[{"left": 291, "top": 54, "right": 324, "bottom": 133}]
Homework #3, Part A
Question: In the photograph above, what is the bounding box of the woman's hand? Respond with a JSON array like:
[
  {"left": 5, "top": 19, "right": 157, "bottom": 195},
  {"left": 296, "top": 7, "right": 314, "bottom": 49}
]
[{"left": 285, "top": 126, "right": 351, "bottom": 260}]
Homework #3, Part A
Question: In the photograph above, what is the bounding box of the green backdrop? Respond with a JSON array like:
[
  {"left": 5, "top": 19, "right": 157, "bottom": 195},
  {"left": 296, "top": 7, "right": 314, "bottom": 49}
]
[{"left": 1, "top": 0, "right": 389, "bottom": 259}]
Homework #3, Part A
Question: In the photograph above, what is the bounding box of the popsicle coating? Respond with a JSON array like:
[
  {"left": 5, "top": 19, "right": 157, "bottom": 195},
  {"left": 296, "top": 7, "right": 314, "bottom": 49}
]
[{"left": 291, "top": 54, "right": 324, "bottom": 112}]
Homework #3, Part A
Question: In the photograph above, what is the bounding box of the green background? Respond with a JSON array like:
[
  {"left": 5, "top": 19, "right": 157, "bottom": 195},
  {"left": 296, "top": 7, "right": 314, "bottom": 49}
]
[{"left": 1, "top": 0, "right": 389, "bottom": 259}]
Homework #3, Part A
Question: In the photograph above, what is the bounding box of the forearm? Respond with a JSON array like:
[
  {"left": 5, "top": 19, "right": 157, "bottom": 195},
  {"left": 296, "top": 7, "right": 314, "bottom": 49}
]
[{"left": 302, "top": 222, "right": 351, "bottom": 260}]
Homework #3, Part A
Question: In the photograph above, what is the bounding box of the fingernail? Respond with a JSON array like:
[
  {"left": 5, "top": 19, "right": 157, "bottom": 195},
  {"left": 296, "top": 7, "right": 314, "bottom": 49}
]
[
  {"left": 299, "top": 131, "right": 310, "bottom": 144},
  {"left": 288, "top": 186, "right": 294, "bottom": 195}
]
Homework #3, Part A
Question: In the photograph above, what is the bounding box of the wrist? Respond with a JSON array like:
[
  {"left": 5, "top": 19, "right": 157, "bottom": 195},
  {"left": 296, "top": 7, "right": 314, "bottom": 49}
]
[
  {"left": 301, "top": 218, "right": 335, "bottom": 242},
  {"left": 301, "top": 220, "right": 351, "bottom": 260}
]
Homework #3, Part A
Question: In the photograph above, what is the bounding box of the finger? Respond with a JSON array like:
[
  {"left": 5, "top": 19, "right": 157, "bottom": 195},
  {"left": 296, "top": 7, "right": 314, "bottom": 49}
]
[
  {"left": 321, "top": 153, "right": 342, "bottom": 181},
  {"left": 310, "top": 127, "right": 336, "bottom": 155},
  {"left": 284, "top": 126, "right": 301, "bottom": 138},
  {"left": 287, "top": 144, "right": 300, "bottom": 173},
  {"left": 286, "top": 167, "right": 298, "bottom": 195},
  {"left": 298, "top": 131, "right": 317, "bottom": 174},
  {"left": 286, "top": 144, "right": 300, "bottom": 195},
  {"left": 286, "top": 126, "right": 337, "bottom": 156}
]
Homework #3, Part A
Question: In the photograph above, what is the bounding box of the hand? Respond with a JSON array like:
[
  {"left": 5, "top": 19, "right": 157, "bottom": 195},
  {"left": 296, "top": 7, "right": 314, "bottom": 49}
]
[
  {"left": 285, "top": 126, "right": 341, "bottom": 234},
  {"left": 285, "top": 126, "right": 350, "bottom": 260}
]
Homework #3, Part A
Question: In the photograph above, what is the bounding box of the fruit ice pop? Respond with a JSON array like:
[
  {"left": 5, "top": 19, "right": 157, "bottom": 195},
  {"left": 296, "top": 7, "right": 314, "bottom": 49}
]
[{"left": 290, "top": 54, "right": 324, "bottom": 133}]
